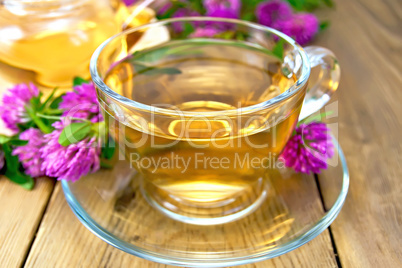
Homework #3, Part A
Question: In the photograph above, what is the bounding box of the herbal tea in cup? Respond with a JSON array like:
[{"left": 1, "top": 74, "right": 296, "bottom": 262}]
[{"left": 91, "top": 18, "right": 340, "bottom": 225}]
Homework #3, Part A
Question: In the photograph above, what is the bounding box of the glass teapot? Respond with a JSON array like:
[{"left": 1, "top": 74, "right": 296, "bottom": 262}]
[{"left": 0, "top": 0, "right": 154, "bottom": 87}]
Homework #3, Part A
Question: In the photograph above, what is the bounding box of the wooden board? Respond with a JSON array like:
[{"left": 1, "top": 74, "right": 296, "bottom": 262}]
[
  {"left": 315, "top": 0, "right": 402, "bottom": 267},
  {"left": 0, "top": 177, "right": 54, "bottom": 267}
]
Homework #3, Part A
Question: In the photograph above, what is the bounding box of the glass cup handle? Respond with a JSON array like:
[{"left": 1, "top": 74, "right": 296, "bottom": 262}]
[{"left": 299, "top": 46, "right": 341, "bottom": 120}]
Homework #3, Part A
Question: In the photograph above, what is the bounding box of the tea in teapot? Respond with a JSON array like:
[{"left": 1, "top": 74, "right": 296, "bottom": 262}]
[{"left": 0, "top": 0, "right": 154, "bottom": 87}]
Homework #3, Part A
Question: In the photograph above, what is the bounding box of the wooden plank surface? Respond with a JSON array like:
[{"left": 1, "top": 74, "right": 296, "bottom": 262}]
[
  {"left": 0, "top": 177, "right": 54, "bottom": 267},
  {"left": 315, "top": 0, "right": 402, "bottom": 267}
]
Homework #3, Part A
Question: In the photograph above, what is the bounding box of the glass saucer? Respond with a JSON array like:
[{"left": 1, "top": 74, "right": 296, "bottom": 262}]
[{"left": 62, "top": 136, "right": 349, "bottom": 267}]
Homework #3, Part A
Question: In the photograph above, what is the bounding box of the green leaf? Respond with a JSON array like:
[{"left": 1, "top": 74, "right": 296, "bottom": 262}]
[
  {"left": 300, "top": 111, "right": 334, "bottom": 124},
  {"left": 235, "top": 32, "right": 248, "bottom": 41},
  {"left": 2, "top": 143, "right": 18, "bottom": 171},
  {"left": 44, "top": 108, "right": 63, "bottom": 115},
  {"left": 286, "top": 0, "right": 334, "bottom": 11},
  {"left": 165, "top": 45, "right": 204, "bottom": 56},
  {"left": 91, "top": 121, "right": 106, "bottom": 140},
  {"left": 29, "top": 94, "right": 42, "bottom": 110},
  {"left": 49, "top": 94, "right": 65, "bottom": 109},
  {"left": 188, "top": 0, "right": 206, "bottom": 14},
  {"left": 2, "top": 142, "right": 34, "bottom": 189},
  {"left": 5, "top": 170, "right": 34, "bottom": 190},
  {"left": 305, "top": 0, "right": 321, "bottom": 10},
  {"left": 1, "top": 135, "right": 29, "bottom": 146},
  {"left": 214, "top": 31, "right": 235, "bottom": 40},
  {"left": 0, "top": 135, "right": 11, "bottom": 144},
  {"left": 132, "top": 47, "right": 170, "bottom": 63},
  {"left": 241, "top": 12, "right": 256, "bottom": 21},
  {"left": 181, "top": 22, "right": 195, "bottom": 38},
  {"left": 286, "top": 0, "right": 305, "bottom": 10},
  {"left": 132, "top": 44, "right": 203, "bottom": 68},
  {"left": 16, "top": 122, "right": 33, "bottom": 132},
  {"left": 143, "top": 67, "right": 182, "bottom": 76},
  {"left": 25, "top": 105, "right": 53, "bottom": 134},
  {"left": 272, "top": 39, "right": 285, "bottom": 60},
  {"left": 167, "top": 49, "right": 204, "bottom": 56},
  {"left": 322, "top": 0, "right": 333, "bottom": 7},
  {"left": 240, "top": 0, "right": 264, "bottom": 18},
  {"left": 133, "top": 63, "right": 150, "bottom": 73},
  {"left": 73, "top": 77, "right": 89, "bottom": 87},
  {"left": 156, "top": 8, "right": 177, "bottom": 20},
  {"left": 133, "top": 63, "right": 181, "bottom": 76},
  {"left": 156, "top": 1, "right": 186, "bottom": 20},
  {"left": 101, "top": 136, "right": 116, "bottom": 160},
  {"left": 9, "top": 139, "right": 28, "bottom": 146},
  {"left": 58, "top": 122, "right": 92, "bottom": 146},
  {"left": 39, "top": 87, "right": 59, "bottom": 111},
  {"left": 319, "top": 21, "right": 331, "bottom": 32}
]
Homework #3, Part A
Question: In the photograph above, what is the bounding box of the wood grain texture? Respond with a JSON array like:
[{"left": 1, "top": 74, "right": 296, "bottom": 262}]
[
  {"left": 314, "top": 0, "right": 402, "bottom": 267},
  {"left": 0, "top": 177, "right": 54, "bottom": 267},
  {"left": 24, "top": 168, "right": 337, "bottom": 268}
]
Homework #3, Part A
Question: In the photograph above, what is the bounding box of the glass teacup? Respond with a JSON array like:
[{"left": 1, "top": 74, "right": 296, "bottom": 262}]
[{"left": 90, "top": 17, "right": 340, "bottom": 225}]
